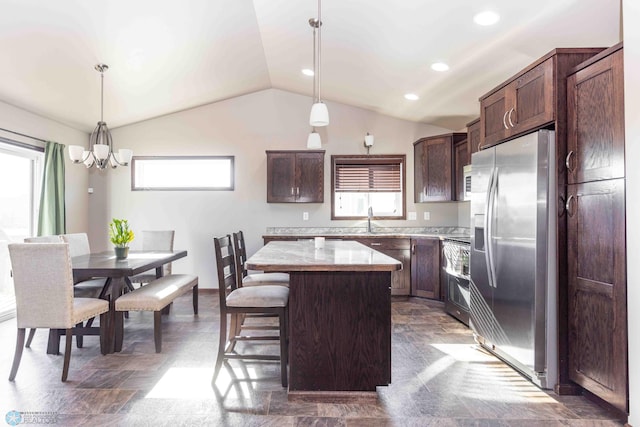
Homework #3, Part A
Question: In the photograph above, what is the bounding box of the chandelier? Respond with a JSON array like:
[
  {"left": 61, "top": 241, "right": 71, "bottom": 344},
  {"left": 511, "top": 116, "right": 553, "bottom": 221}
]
[
  {"left": 307, "top": 0, "right": 328, "bottom": 149},
  {"left": 68, "top": 64, "right": 132, "bottom": 170}
]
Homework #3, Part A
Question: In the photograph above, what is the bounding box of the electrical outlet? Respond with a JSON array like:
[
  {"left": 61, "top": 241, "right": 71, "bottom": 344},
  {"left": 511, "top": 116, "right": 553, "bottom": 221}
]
[
  {"left": 408, "top": 212, "right": 417, "bottom": 220},
  {"left": 424, "top": 211, "right": 430, "bottom": 221},
  {"left": 303, "top": 212, "right": 309, "bottom": 221}
]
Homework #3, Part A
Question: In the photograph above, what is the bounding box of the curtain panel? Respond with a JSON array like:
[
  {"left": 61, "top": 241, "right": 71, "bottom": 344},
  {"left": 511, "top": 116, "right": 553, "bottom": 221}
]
[{"left": 37, "top": 141, "right": 66, "bottom": 235}]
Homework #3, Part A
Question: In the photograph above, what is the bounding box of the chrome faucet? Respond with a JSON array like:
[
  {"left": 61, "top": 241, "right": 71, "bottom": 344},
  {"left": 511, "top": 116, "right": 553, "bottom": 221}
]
[{"left": 367, "top": 206, "right": 373, "bottom": 233}]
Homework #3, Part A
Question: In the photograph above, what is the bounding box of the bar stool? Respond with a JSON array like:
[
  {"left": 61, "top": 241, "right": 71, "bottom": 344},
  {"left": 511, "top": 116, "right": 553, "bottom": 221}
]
[{"left": 213, "top": 234, "right": 289, "bottom": 387}]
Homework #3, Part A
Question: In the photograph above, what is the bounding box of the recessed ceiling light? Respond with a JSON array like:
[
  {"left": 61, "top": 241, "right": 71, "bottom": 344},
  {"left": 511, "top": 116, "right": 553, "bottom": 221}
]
[
  {"left": 301, "top": 68, "right": 314, "bottom": 76},
  {"left": 473, "top": 11, "right": 500, "bottom": 26},
  {"left": 404, "top": 93, "right": 419, "bottom": 101},
  {"left": 431, "top": 62, "right": 449, "bottom": 72}
]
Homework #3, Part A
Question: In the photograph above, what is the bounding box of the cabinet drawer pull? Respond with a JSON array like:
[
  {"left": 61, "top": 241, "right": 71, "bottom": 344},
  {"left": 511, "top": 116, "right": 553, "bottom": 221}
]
[
  {"left": 291, "top": 187, "right": 295, "bottom": 196},
  {"left": 507, "top": 108, "right": 515, "bottom": 127},
  {"left": 502, "top": 110, "right": 509, "bottom": 130},
  {"left": 371, "top": 242, "right": 382, "bottom": 246},
  {"left": 566, "top": 150, "right": 575, "bottom": 173},
  {"left": 296, "top": 187, "right": 300, "bottom": 196}
]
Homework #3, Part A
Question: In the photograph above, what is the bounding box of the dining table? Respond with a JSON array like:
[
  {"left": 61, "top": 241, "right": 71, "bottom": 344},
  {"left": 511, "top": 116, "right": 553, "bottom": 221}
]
[
  {"left": 47, "top": 249, "right": 187, "bottom": 355},
  {"left": 245, "top": 239, "right": 401, "bottom": 394}
]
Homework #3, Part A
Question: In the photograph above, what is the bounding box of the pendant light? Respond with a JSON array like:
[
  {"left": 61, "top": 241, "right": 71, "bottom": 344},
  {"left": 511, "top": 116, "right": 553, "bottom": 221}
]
[
  {"left": 68, "top": 64, "right": 132, "bottom": 170},
  {"left": 309, "top": 0, "right": 328, "bottom": 127}
]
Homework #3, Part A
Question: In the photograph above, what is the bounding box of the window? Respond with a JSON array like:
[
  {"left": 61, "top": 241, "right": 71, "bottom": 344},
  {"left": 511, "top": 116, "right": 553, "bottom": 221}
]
[
  {"left": 331, "top": 155, "right": 406, "bottom": 220},
  {"left": 0, "top": 138, "right": 43, "bottom": 321},
  {"left": 132, "top": 156, "right": 234, "bottom": 191}
]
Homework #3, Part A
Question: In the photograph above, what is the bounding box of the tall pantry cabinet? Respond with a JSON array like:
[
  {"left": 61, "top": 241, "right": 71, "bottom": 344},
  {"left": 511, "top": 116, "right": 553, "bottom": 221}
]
[{"left": 565, "top": 43, "right": 627, "bottom": 413}]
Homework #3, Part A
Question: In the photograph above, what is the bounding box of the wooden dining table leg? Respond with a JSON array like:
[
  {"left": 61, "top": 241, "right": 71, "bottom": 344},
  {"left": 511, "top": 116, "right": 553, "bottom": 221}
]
[{"left": 111, "top": 277, "right": 126, "bottom": 352}]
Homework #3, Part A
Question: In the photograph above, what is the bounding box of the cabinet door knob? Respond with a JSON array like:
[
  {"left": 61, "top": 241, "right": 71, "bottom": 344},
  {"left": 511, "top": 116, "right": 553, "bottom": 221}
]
[
  {"left": 507, "top": 108, "right": 515, "bottom": 127},
  {"left": 566, "top": 150, "right": 575, "bottom": 173},
  {"left": 502, "top": 110, "right": 509, "bottom": 130},
  {"left": 565, "top": 195, "right": 576, "bottom": 217}
]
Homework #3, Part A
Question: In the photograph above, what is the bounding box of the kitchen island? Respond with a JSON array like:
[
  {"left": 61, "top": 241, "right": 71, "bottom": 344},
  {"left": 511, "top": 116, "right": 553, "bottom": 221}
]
[{"left": 245, "top": 240, "right": 401, "bottom": 394}]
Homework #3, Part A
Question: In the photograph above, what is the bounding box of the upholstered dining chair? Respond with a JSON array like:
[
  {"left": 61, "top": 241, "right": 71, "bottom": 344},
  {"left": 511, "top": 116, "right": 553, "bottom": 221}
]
[
  {"left": 24, "top": 234, "right": 108, "bottom": 347},
  {"left": 8, "top": 243, "right": 109, "bottom": 381},
  {"left": 213, "top": 234, "right": 289, "bottom": 387},
  {"left": 130, "top": 230, "right": 175, "bottom": 286},
  {"left": 232, "top": 231, "right": 289, "bottom": 288}
]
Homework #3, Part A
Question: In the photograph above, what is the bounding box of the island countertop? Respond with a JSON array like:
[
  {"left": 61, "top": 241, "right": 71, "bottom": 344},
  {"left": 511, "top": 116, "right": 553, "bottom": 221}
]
[{"left": 246, "top": 240, "right": 402, "bottom": 272}]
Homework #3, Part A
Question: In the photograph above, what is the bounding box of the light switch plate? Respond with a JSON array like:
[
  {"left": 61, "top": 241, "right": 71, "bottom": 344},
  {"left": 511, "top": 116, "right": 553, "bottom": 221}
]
[
  {"left": 408, "top": 212, "right": 417, "bottom": 220},
  {"left": 424, "top": 212, "right": 430, "bottom": 220},
  {"left": 303, "top": 212, "right": 309, "bottom": 221}
]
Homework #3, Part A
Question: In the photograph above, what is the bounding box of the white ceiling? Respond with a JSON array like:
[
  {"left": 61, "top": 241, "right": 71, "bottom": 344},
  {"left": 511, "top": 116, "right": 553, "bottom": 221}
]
[{"left": 0, "top": 0, "right": 621, "bottom": 132}]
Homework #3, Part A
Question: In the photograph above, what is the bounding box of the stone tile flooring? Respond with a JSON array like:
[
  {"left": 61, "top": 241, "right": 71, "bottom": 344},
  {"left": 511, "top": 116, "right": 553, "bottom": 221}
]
[{"left": 0, "top": 294, "right": 626, "bottom": 426}]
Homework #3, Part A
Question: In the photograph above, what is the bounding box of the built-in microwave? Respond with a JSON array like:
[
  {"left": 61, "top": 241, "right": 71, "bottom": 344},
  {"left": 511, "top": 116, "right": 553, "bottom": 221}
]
[{"left": 463, "top": 165, "right": 472, "bottom": 201}]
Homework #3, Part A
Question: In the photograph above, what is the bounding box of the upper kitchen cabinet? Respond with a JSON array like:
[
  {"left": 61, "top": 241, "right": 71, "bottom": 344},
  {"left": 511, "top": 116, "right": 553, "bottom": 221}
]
[
  {"left": 567, "top": 43, "right": 625, "bottom": 184},
  {"left": 414, "top": 133, "right": 466, "bottom": 202},
  {"left": 467, "top": 118, "right": 481, "bottom": 156},
  {"left": 479, "top": 48, "right": 605, "bottom": 150},
  {"left": 266, "top": 150, "right": 325, "bottom": 203}
]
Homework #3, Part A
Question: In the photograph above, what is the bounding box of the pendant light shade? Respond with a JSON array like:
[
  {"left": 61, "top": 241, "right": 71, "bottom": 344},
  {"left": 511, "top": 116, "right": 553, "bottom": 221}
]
[
  {"left": 307, "top": 0, "right": 329, "bottom": 138},
  {"left": 307, "top": 130, "right": 322, "bottom": 149},
  {"left": 310, "top": 102, "right": 329, "bottom": 127},
  {"left": 68, "top": 64, "right": 132, "bottom": 170}
]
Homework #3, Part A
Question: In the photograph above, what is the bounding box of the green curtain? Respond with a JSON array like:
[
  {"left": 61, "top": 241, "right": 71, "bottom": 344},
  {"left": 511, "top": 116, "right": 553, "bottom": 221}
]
[{"left": 37, "top": 141, "right": 66, "bottom": 235}]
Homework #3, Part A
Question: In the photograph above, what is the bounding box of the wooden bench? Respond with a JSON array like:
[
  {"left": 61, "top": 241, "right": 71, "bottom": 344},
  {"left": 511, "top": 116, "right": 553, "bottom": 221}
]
[{"left": 115, "top": 274, "right": 198, "bottom": 352}]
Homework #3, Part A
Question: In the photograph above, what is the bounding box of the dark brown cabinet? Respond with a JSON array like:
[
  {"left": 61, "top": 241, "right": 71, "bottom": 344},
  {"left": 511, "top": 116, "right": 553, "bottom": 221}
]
[
  {"left": 566, "top": 43, "right": 627, "bottom": 413},
  {"left": 567, "top": 47, "right": 625, "bottom": 184},
  {"left": 467, "top": 118, "right": 481, "bottom": 156},
  {"left": 479, "top": 49, "right": 604, "bottom": 151},
  {"left": 266, "top": 150, "right": 324, "bottom": 203},
  {"left": 414, "top": 133, "right": 466, "bottom": 202},
  {"left": 410, "top": 238, "right": 440, "bottom": 299},
  {"left": 567, "top": 179, "right": 626, "bottom": 412},
  {"left": 480, "top": 58, "right": 554, "bottom": 149},
  {"left": 355, "top": 238, "right": 411, "bottom": 296}
]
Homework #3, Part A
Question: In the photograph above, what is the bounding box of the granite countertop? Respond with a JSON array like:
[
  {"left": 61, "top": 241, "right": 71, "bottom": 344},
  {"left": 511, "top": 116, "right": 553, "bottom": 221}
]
[
  {"left": 245, "top": 240, "right": 402, "bottom": 272},
  {"left": 264, "top": 226, "right": 471, "bottom": 240}
]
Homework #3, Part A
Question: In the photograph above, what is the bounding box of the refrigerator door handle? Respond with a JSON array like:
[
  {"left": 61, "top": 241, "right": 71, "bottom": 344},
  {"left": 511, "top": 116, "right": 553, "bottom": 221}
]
[{"left": 484, "top": 167, "right": 498, "bottom": 288}]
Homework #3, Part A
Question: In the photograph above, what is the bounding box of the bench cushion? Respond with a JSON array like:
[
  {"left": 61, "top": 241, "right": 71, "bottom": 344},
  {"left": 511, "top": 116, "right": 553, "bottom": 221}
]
[{"left": 115, "top": 274, "right": 198, "bottom": 312}]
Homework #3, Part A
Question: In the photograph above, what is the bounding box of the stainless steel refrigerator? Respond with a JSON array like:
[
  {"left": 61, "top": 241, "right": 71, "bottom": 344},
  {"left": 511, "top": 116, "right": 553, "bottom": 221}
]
[{"left": 469, "top": 129, "right": 558, "bottom": 390}]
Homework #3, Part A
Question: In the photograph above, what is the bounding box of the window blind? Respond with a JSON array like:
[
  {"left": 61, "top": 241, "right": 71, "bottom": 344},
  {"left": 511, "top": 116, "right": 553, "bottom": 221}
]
[{"left": 334, "top": 160, "right": 402, "bottom": 193}]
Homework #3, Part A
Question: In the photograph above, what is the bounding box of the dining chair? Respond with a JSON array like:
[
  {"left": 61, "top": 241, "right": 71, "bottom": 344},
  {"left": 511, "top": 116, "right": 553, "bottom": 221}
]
[
  {"left": 213, "top": 234, "right": 289, "bottom": 387},
  {"left": 130, "top": 230, "right": 175, "bottom": 286},
  {"left": 60, "top": 233, "right": 113, "bottom": 297},
  {"left": 24, "top": 234, "right": 108, "bottom": 347},
  {"left": 232, "top": 231, "right": 289, "bottom": 287},
  {"left": 7, "top": 243, "right": 109, "bottom": 381}
]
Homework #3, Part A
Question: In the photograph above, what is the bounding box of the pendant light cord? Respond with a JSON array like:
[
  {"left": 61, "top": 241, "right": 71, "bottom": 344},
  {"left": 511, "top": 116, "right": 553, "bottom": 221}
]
[
  {"left": 100, "top": 70, "right": 104, "bottom": 122},
  {"left": 317, "top": 0, "right": 322, "bottom": 103}
]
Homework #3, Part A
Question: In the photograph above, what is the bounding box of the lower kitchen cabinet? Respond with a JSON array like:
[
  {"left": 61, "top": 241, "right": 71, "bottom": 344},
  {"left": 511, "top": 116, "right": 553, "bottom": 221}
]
[
  {"left": 567, "top": 178, "right": 627, "bottom": 412},
  {"left": 410, "top": 238, "right": 441, "bottom": 299}
]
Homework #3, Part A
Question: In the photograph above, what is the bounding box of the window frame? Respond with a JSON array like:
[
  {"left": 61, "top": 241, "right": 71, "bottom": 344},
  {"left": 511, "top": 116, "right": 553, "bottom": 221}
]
[
  {"left": 331, "top": 154, "right": 406, "bottom": 220},
  {"left": 131, "top": 155, "right": 235, "bottom": 191}
]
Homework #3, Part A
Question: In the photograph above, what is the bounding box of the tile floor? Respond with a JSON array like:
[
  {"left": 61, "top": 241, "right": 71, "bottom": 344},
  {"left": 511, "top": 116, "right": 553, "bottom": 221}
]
[{"left": 0, "top": 294, "right": 626, "bottom": 426}]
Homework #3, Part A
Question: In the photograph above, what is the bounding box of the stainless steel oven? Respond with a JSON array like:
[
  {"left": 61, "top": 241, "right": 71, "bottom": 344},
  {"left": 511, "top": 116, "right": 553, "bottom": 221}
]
[{"left": 442, "top": 237, "right": 470, "bottom": 325}]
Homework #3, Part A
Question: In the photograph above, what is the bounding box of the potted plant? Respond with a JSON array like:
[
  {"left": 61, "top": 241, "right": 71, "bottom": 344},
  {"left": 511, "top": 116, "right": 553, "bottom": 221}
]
[{"left": 109, "top": 218, "right": 135, "bottom": 259}]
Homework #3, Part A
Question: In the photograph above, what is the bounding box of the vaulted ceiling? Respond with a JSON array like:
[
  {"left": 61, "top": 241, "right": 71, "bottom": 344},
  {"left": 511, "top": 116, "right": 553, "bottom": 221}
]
[{"left": 0, "top": 0, "right": 621, "bottom": 132}]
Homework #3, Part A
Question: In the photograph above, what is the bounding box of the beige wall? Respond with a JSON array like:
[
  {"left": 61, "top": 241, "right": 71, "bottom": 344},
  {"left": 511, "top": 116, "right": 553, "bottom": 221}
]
[
  {"left": 95, "top": 88, "right": 456, "bottom": 288},
  {"left": 623, "top": 0, "right": 639, "bottom": 423},
  {"left": 0, "top": 100, "right": 89, "bottom": 235}
]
